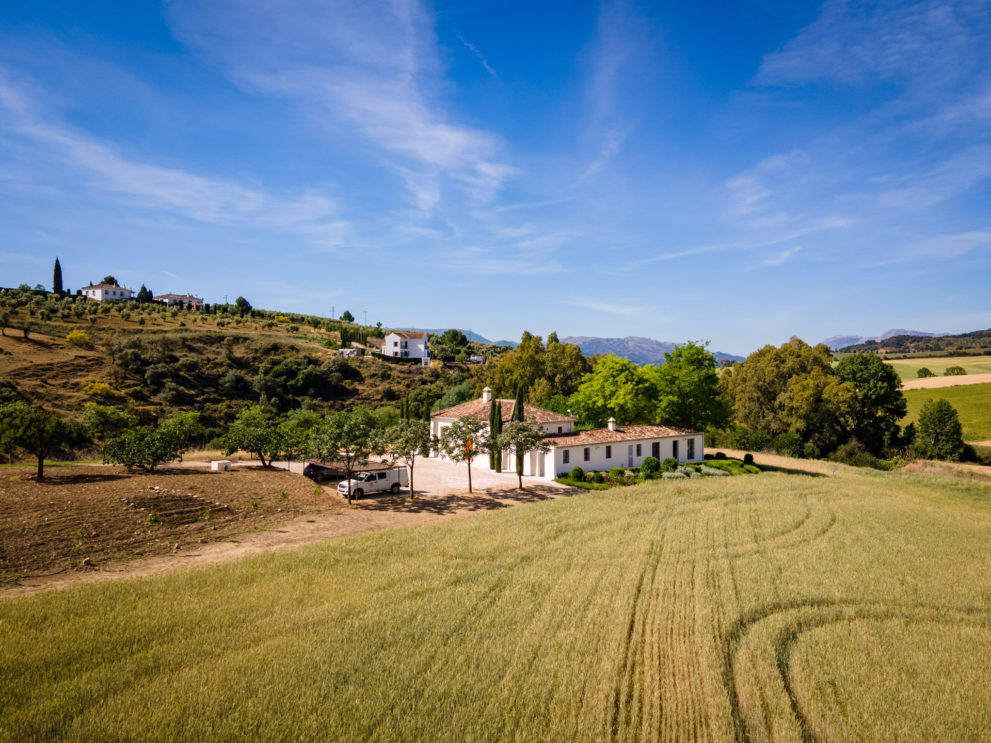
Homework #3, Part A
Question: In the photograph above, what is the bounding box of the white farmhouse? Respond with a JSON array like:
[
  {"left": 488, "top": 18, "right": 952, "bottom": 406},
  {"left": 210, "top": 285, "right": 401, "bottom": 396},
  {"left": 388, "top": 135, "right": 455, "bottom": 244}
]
[
  {"left": 154, "top": 293, "right": 204, "bottom": 310},
  {"left": 430, "top": 387, "right": 703, "bottom": 480},
  {"left": 81, "top": 283, "right": 135, "bottom": 301},
  {"left": 383, "top": 331, "right": 430, "bottom": 362}
]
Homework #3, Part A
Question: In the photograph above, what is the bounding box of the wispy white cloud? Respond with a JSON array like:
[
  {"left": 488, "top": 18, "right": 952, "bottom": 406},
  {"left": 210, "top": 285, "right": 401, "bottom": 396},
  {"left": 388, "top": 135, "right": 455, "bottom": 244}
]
[
  {"left": 876, "top": 146, "right": 991, "bottom": 208},
  {"left": 166, "top": 0, "right": 514, "bottom": 209},
  {"left": 761, "top": 246, "right": 800, "bottom": 267},
  {"left": 456, "top": 33, "right": 498, "bottom": 79},
  {"left": 162, "top": 270, "right": 182, "bottom": 281},
  {"left": 755, "top": 0, "right": 991, "bottom": 90},
  {"left": 569, "top": 299, "right": 641, "bottom": 315},
  {"left": 0, "top": 72, "right": 344, "bottom": 234}
]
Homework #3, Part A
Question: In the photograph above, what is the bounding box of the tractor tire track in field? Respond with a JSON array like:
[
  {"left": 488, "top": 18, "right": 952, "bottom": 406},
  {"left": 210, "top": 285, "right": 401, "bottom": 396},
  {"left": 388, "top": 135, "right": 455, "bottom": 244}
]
[
  {"left": 610, "top": 537, "right": 664, "bottom": 742},
  {"left": 725, "top": 601, "right": 991, "bottom": 743}
]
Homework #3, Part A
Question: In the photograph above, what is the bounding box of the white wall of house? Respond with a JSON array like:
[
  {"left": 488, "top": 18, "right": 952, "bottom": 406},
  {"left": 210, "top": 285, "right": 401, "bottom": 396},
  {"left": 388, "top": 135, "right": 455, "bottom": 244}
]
[
  {"left": 383, "top": 333, "right": 429, "bottom": 360},
  {"left": 82, "top": 286, "right": 134, "bottom": 301},
  {"left": 545, "top": 434, "right": 704, "bottom": 479},
  {"left": 431, "top": 417, "right": 575, "bottom": 473}
]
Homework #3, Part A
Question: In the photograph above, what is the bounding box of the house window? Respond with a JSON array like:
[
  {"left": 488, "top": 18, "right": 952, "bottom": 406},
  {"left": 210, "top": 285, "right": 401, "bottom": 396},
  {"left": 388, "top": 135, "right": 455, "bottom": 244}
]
[
  {"left": 563, "top": 450, "right": 570, "bottom": 464},
  {"left": 557, "top": 426, "right": 562, "bottom": 434},
  {"left": 672, "top": 440, "right": 679, "bottom": 460},
  {"left": 636, "top": 443, "right": 642, "bottom": 457},
  {"left": 652, "top": 442, "right": 659, "bottom": 459},
  {"left": 393, "top": 341, "right": 398, "bottom": 347},
  {"left": 687, "top": 438, "right": 695, "bottom": 459},
  {"left": 583, "top": 447, "right": 590, "bottom": 462},
  {"left": 606, "top": 445, "right": 612, "bottom": 459}
]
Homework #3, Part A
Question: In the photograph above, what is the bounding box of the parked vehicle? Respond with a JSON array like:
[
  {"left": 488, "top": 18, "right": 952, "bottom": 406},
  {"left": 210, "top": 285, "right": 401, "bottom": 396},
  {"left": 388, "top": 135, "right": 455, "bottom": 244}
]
[
  {"left": 337, "top": 467, "right": 409, "bottom": 498},
  {"left": 302, "top": 462, "right": 345, "bottom": 482}
]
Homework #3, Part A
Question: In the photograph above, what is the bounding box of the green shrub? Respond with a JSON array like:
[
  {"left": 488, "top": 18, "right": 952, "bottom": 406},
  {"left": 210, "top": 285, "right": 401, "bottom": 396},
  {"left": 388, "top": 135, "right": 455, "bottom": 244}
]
[
  {"left": 570, "top": 466, "right": 584, "bottom": 481},
  {"left": 640, "top": 456, "right": 660, "bottom": 474},
  {"left": 609, "top": 467, "right": 625, "bottom": 479},
  {"left": 743, "top": 453, "right": 754, "bottom": 466},
  {"left": 661, "top": 457, "right": 678, "bottom": 472},
  {"left": 917, "top": 367, "right": 935, "bottom": 378},
  {"left": 593, "top": 471, "right": 604, "bottom": 484},
  {"left": 772, "top": 432, "right": 803, "bottom": 458},
  {"left": 945, "top": 366, "right": 966, "bottom": 376}
]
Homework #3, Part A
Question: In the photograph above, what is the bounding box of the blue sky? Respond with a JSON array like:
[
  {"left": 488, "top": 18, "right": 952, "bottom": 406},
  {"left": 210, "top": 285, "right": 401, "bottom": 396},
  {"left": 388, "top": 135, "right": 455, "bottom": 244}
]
[{"left": 1, "top": 0, "right": 989, "bottom": 355}]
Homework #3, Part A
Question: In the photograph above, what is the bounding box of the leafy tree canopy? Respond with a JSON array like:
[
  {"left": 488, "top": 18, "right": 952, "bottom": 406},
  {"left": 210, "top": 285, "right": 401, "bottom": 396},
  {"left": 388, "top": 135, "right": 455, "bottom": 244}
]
[
  {"left": 649, "top": 341, "right": 730, "bottom": 431},
  {"left": 102, "top": 275, "right": 119, "bottom": 286},
  {"left": 483, "top": 331, "right": 589, "bottom": 405},
  {"left": 307, "top": 409, "right": 381, "bottom": 503},
  {"left": 496, "top": 420, "right": 549, "bottom": 489},
  {"left": 439, "top": 416, "right": 489, "bottom": 493},
  {"left": 567, "top": 353, "right": 656, "bottom": 427},
  {"left": 340, "top": 309, "right": 354, "bottom": 323},
  {"left": 0, "top": 402, "right": 90, "bottom": 479},
  {"left": 834, "top": 353, "right": 906, "bottom": 455},
  {"left": 222, "top": 405, "right": 282, "bottom": 467},
  {"left": 917, "top": 398, "right": 965, "bottom": 461}
]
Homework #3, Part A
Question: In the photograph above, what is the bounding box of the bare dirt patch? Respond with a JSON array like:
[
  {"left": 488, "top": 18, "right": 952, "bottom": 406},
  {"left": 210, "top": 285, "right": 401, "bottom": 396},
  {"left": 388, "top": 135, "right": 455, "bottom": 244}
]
[
  {"left": 900, "top": 373, "right": 991, "bottom": 390},
  {"left": 1, "top": 463, "right": 575, "bottom": 597},
  {"left": 0, "top": 465, "right": 337, "bottom": 581}
]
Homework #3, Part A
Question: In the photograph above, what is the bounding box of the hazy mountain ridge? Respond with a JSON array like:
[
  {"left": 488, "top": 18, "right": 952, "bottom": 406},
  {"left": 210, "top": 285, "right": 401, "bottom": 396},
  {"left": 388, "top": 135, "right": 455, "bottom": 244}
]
[
  {"left": 839, "top": 328, "right": 991, "bottom": 355},
  {"left": 823, "top": 328, "right": 945, "bottom": 350},
  {"left": 562, "top": 336, "right": 744, "bottom": 365}
]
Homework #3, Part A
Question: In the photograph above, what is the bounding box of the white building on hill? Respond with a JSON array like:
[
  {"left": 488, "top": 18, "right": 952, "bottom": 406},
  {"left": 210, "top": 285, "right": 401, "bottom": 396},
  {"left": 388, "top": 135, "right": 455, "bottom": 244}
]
[
  {"left": 81, "top": 283, "right": 135, "bottom": 301},
  {"left": 383, "top": 331, "right": 429, "bottom": 361},
  {"left": 430, "top": 387, "right": 703, "bottom": 480}
]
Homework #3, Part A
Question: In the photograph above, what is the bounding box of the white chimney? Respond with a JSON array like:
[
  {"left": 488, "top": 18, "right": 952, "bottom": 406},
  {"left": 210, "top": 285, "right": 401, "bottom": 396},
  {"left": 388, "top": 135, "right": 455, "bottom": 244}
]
[
  {"left": 607, "top": 417, "right": 616, "bottom": 431},
  {"left": 482, "top": 387, "right": 492, "bottom": 402}
]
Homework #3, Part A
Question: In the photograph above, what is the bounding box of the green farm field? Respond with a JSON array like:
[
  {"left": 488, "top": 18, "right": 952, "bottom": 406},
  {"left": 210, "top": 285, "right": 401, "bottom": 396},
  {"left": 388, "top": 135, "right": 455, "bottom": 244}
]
[
  {"left": 887, "top": 355, "right": 991, "bottom": 381},
  {"left": 3, "top": 466, "right": 991, "bottom": 742},
  {"left": 903, "top": 382, "right": 991, "bottom": 442}
]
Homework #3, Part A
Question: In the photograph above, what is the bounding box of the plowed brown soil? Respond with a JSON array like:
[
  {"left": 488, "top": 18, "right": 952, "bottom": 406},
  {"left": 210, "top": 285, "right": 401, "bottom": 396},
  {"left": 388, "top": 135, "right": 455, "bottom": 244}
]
[{"left": 0, "top": 465, "right": 338, "bottom": 580}]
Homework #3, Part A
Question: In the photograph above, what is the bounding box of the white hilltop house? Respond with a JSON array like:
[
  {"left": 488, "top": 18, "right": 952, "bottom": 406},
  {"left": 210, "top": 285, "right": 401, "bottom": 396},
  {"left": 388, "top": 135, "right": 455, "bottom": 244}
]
[
  {"left": 154, "top": 292, "right": 204, "bottom": 310},
  {"left": 430, "top": 387, "right": 703, "bottom": 480},
  {"left": 81, "top": 282, "right": 135, "bottom": 301},
  {"left": 383, "top": 331, "right": 429, "bottom": 362}
]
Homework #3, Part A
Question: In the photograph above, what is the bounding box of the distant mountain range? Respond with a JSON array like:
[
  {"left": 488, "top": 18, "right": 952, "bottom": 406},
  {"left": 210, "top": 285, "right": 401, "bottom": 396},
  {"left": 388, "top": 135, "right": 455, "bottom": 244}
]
[
  {"left": 839, "top": 328, "right": 991, "bottom": 355},
  {"left": 822, "top": 329, "right": 946, "bottom": 351},
  {"left": 562, "top": 336, "right": 744, "bottom": 365},
  {"left": 396, "top": 328, "right": 517, "bottom": 347}
]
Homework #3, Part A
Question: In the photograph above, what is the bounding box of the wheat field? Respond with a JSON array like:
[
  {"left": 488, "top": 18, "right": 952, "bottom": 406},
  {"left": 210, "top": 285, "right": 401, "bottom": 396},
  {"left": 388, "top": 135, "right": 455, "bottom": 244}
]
[{"left": 2, "top": 465, "right": 990, "bottom": 742}]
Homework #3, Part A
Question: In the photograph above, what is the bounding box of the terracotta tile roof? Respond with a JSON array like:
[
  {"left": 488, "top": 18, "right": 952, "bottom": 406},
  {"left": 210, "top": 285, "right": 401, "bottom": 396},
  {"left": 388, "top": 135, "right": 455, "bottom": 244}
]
[
  {"left": 432, "top": 397, "right": 575, "bottom": 424},
  {"left": 83, "top": 283, "right": 133, "bottom": 291},
  {"left": 154, "top": 293, "right": 203, "bottom": 302},
  {"left": 543, "top": 424, "right": 699, "bottom": 447},
  {"left": 389, "top": 331, "right": 427, "bottom": 339}
]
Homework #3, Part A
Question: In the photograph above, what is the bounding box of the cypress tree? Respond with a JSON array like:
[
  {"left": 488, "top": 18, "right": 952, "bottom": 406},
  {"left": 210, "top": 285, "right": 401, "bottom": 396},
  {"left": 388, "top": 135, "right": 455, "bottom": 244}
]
[
  {"left": 494, "top": 400, "right": 503, "bottom": 472},
  {"left": 513, "top": 386, "right": 526, "bottom": 475},
  {"left": 488, "top": 398, "right": 498, "bottom": 469},
  {"left": 53, "top": 258, "right": 63, "bottom": 295}
]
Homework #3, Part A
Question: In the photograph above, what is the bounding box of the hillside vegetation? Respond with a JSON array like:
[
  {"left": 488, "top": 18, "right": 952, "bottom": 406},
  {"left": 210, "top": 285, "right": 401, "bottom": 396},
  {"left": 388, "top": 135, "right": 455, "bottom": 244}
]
[
  {"left": 0, "top": 292, "right": 475, "bottom": 440},
  {"left": 841, "top": 327, "right": 991, "bottom": 356},
  {"left": 2, "top": 465, "right": 990, "bottom": 741}
]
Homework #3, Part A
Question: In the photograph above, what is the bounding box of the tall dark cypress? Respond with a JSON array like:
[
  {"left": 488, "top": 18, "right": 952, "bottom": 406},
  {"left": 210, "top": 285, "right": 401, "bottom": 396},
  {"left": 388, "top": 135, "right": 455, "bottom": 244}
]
[
  {"left": 494, "top": 400, "right": 503, "bottom": 472},
  {"left": 488, "top": 398, "right": 498, "bottom": 469},
  {"left": 513, "top": 386, "right": 526, "bottom": 476},
  {"left": 53, "top": 257, "right": 63, "bottom": 295}
]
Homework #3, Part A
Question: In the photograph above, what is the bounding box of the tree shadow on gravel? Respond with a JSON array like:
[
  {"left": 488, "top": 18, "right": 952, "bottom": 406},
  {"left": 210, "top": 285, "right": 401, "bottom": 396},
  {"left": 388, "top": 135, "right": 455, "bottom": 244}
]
[{"left": 354, "top": 485, "right": 575, "bottom": 516}]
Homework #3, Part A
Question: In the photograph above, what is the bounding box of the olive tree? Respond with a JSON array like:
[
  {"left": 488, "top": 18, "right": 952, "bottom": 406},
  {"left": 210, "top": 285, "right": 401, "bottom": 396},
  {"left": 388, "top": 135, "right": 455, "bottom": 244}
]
[
  {"left": 385, "top": 419, "right": 436, "bottom": 498},
  {"left": 307, "top": 410, "right": 381, "bottom": 504},
  {"left": 439, "top": 416, "right": 489, "bottom": 493},
  {"left": 222, "top": 405, "right": 283, "bottom": 467},
  {"left": 0, "top": 402, "right": 90, "bottom": 479}
]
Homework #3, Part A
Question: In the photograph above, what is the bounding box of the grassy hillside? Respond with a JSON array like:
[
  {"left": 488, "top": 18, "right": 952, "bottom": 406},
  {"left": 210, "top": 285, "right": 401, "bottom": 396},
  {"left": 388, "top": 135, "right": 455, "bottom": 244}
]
[
  {"left": 889, "top": 355, "right": 991, "bottom": 381},
  {"left": 902, "top": 382, "right": 991, "bottom": 442},
  {"left": 3, "top": 466, "right": 990, "bottom": 741}
]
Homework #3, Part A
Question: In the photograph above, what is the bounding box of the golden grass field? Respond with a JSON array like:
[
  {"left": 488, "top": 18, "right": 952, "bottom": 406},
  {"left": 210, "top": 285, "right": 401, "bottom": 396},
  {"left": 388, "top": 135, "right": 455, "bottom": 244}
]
[
  {"left": 887, "top": 355, "right": 991, "bottom": 381},
  {"left": 2, "top": 464, "right": 990, "bottom": 742}
]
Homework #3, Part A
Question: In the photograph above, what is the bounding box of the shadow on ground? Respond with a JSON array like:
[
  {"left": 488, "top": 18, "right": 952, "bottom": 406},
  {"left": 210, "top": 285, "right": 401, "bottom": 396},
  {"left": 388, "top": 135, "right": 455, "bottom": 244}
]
[{"left": 353, "top": 484, "right": 576, "bottom": 515}]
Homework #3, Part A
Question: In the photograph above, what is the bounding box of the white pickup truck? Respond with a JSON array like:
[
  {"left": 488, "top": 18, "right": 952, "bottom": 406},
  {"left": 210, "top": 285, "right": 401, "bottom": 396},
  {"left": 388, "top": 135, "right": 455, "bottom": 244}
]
[{"left": 337, "top": 467, "right": 409, "bottom": 498}]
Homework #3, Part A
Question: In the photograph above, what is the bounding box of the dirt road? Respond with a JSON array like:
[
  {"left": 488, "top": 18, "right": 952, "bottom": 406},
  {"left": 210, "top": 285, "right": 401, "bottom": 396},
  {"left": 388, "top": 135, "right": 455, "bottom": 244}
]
[{"left": 900, "top": 373, "right": 991, "bottom": 390}]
